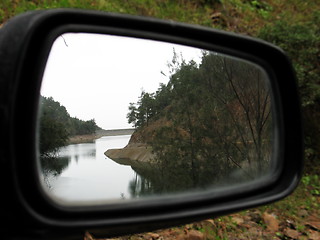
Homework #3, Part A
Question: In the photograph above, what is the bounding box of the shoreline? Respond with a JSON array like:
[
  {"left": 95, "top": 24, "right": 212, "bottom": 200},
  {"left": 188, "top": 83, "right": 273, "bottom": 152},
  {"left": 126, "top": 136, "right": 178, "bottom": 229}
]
[
  {"left": 68, "top": 128, "right": 135, "bottom": 144},
  {"left": 104, "top": 143, "right": 155, "bottom": 166}
]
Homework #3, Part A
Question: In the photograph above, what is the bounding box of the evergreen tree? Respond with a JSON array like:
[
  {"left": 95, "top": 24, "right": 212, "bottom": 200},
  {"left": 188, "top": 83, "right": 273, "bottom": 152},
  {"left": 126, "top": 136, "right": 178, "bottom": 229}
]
[
  {"left": 39, "top": 96, "right": 101, "bottom": 156},
  {"left": 39, "top": 96, "right": 70, "bottom": 155}
]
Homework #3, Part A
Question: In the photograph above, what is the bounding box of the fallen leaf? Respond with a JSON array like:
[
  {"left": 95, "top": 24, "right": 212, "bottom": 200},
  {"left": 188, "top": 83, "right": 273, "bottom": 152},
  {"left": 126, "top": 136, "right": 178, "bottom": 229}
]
[
  {"left": 187, "top": 230, "right": 204, "bottom": 240},
  {"left": 146, "top": 233, "right": 160, "bottom": 239},
  {"left": 263, "top": 212, "right": 279, "bottom": 232},
  {"left": 203, "top": 219, "right": 215, "bottom": 226},
  {"left": 309, "top": 229, "right": 320, "bottom": 240},
  {"left": 307, "top": 215, "right": 320, "bottom": 231},
  {"left": 284, "top": 228, "right": 300, "bottom": 239},
  {"left": 232, "top": 216, "right": 244, "bottom": 225}
]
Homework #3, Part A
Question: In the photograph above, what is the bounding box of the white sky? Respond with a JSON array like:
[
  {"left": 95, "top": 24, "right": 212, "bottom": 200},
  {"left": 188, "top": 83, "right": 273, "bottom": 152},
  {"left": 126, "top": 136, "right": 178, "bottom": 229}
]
[{"left": 41, "top": 33, "right": 203, "bottom": 130}]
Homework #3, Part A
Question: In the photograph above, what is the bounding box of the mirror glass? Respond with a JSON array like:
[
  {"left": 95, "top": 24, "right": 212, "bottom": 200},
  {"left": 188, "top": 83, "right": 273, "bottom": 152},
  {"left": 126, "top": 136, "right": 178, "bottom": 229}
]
[{"left": 38, "top": 33, "right": 273, "bottom": 205}]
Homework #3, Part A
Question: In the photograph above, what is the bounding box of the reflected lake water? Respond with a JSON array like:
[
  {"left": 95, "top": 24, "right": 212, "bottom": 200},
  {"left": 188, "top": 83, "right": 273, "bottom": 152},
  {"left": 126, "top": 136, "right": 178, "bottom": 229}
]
[{"left": 42, "top": 135, "right": 137, "bottom": 202}]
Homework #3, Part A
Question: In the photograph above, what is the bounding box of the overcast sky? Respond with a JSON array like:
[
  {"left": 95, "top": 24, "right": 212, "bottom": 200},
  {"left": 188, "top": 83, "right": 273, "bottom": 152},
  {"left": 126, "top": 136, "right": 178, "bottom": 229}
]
[{"left": 41, "top": 33, "right": 203, "bottom": 130}]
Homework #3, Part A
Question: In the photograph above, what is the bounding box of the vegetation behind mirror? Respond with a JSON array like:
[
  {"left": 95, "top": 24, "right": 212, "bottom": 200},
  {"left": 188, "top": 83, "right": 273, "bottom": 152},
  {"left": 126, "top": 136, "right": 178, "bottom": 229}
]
[{"left": 38, "top": 33, "right": 273, "bottom": 205}]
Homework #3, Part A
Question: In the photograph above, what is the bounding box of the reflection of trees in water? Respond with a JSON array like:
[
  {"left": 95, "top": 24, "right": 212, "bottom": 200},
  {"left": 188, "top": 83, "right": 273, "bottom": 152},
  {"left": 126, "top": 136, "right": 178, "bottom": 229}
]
[
  {"left": 129, "top": 172, "right": 154, "bottom": 198},
  {"left": 128, "top": 158, "right": 243, "bottom": 198},
  {"left": 40, "top": 143, "right": 96, "bottom": 190},
  {"left": 40, "top": 156, "right": 70, "bottom": 189}
]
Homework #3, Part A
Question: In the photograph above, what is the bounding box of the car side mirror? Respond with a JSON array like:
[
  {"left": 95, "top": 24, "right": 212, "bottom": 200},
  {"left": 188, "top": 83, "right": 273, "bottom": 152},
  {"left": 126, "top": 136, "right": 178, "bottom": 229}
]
[{"left": 0, "top": 9, "right": 303, "bottom": 240}]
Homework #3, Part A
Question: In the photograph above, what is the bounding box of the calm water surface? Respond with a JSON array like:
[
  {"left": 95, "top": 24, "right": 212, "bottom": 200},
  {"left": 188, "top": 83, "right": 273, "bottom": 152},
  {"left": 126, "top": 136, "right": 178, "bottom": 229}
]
[{"left": 44, "top": 135, "right": 137, "bottom": 203}]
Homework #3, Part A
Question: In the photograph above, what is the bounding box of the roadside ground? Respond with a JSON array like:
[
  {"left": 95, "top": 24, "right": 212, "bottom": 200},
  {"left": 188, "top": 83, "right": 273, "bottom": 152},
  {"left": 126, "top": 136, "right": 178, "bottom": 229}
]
[{"left": 85, "top": 174, "right": 320, "bottom": 240}]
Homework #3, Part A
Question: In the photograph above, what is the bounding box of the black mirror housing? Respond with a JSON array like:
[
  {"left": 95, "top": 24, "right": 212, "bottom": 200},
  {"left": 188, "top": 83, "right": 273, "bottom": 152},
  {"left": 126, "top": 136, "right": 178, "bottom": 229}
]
[{"left": 0, "top": 9, "right": 303, "bottom": 239}]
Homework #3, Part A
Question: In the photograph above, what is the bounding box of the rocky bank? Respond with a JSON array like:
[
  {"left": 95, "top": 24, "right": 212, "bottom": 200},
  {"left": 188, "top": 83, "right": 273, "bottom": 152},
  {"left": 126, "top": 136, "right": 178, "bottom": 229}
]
[
  {"left": 104, "top": 143, "right": 155, "bottom": 167},
  {"left": 105, "top": 122, "right": 160, "bottom": 166}
]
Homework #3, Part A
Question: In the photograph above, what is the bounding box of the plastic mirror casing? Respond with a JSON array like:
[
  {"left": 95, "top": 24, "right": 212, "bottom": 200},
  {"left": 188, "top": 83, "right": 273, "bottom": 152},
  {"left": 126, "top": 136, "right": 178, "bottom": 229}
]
[{"left": 0, "top": 9, "right": 303, "bottom": 240}]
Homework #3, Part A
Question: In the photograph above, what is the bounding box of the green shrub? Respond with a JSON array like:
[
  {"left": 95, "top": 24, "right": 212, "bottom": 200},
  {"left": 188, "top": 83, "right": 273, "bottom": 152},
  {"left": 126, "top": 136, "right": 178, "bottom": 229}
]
[{"left": 258, "top": 14, "right": 320, "bottom": 172}]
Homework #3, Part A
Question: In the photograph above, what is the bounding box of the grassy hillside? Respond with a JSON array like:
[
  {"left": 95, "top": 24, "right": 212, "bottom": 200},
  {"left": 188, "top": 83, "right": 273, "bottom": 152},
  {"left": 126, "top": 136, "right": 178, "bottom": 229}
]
[{"left": 1, "top": 0, "right": 319, "bottom": 33}]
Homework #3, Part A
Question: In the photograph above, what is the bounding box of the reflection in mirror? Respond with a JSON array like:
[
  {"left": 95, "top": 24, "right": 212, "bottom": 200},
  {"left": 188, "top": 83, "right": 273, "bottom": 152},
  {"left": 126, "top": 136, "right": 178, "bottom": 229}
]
[{"left": 38, "top": 33, "right": 273, "bottom": 205}]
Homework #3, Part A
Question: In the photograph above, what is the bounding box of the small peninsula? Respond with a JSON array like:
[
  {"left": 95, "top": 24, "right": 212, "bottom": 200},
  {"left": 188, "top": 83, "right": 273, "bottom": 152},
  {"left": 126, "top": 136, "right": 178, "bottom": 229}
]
[{"left": 105, "top": 142, "right": 155, "bottom": 167}]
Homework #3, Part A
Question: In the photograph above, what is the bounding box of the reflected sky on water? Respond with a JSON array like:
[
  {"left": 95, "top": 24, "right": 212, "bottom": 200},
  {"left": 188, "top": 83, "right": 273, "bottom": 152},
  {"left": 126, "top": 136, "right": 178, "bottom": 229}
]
[{"left": 45, "top": 135, "right": 136, "bottom": 203}]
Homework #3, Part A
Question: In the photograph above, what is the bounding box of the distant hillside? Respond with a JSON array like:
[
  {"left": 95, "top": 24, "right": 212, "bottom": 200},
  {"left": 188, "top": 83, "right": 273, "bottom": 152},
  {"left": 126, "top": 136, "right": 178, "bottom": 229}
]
[
  {"left": 39, "top": 96, "right": 101, "bottom": 155},
  {"left": 96, "top": 129, "right": 135, "bottom": 137}
]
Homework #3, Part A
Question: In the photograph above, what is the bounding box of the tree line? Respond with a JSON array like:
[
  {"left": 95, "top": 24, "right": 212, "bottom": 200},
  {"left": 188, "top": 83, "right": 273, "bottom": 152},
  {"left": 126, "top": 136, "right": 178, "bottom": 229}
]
[
  {"left": 39, "top": 96, "right": 101, "bottom": 156},
  {"left": 257, "top": 13, "right": 320, "bottom": 173},
  {"left": 127, "top": 51, "right": 272, "bottom": 194}
]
